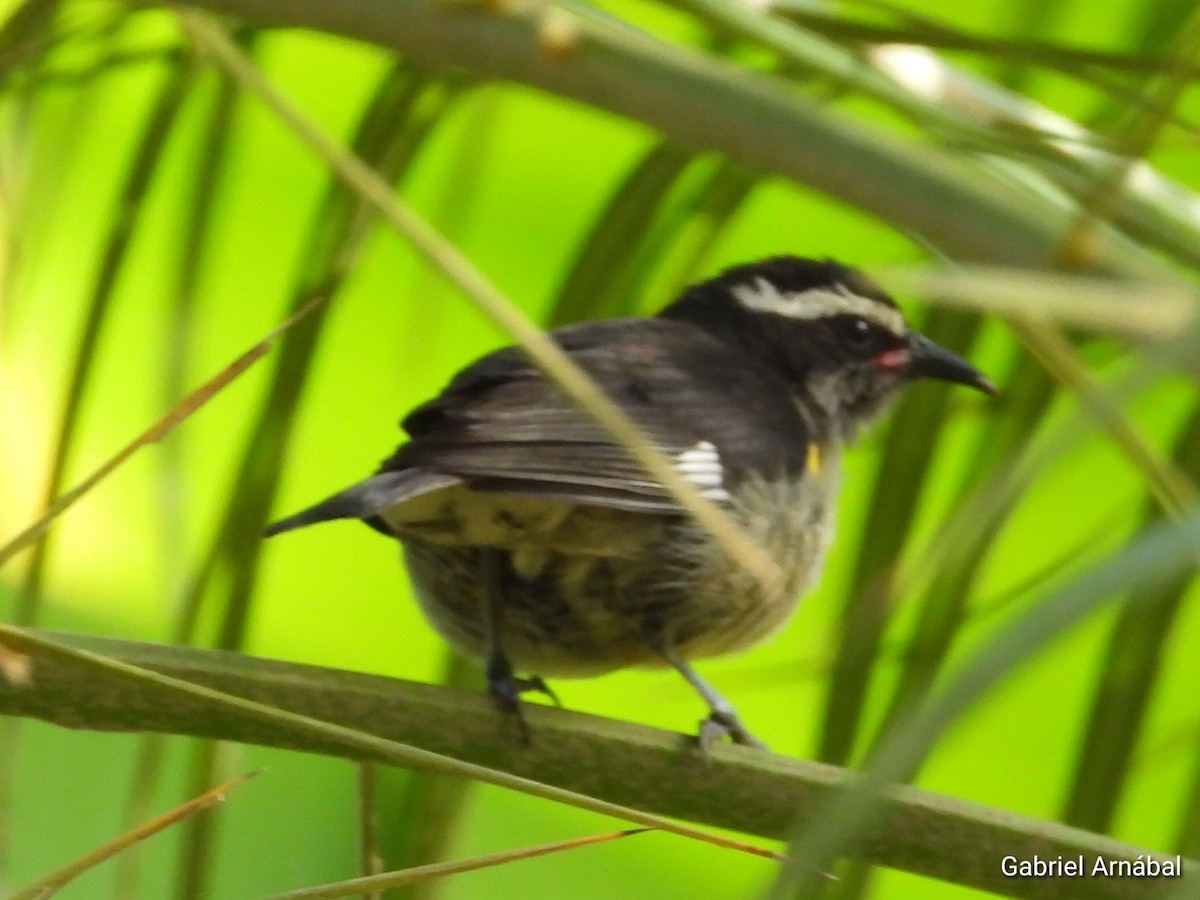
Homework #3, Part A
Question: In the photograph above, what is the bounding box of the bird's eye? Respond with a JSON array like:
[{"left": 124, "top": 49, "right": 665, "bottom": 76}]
[{"left": 837, "top": 316, "right": 878, "bottom": 351}]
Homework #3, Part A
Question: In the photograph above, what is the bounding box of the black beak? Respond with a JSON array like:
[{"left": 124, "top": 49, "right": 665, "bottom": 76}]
[{"left": 908, "top": 334, "right": 996, "bottom": 395}]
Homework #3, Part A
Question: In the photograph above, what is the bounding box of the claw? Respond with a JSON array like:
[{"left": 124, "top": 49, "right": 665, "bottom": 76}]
[
  {"left": 485, "top": 654, "right": 556, "bottom": 744},
  {"left": 698, "top": 710, "right": 768, "bottom": 759},
  {"left": 524, "top": 675, "right": 561, "bottom": 707}
]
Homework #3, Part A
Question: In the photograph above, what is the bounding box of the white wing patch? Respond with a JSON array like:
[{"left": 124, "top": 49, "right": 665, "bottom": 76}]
[
  {"left": 673, "top": 440, "right": 730, "bottom": 502},
  {"left": 731, "top": 277, "right": 907, "bottom": 336}
]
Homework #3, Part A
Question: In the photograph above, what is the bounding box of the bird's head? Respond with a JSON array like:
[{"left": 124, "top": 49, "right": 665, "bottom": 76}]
[{"left": 659, "top": 256, "right": 995, "bottom": 441}]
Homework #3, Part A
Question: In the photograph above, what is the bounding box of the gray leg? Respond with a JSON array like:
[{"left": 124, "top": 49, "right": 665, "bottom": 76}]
[
  {"left": 481, "top": 550, "right": 558, "bottom": 743},
  {"left": 658, "top": 643, "right": 767, "bottom": 753}
]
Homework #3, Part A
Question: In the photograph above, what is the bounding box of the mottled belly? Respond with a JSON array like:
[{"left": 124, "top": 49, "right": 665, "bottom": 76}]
[{"left": 395, "top": 470, "right": 838, "bottom": 678}]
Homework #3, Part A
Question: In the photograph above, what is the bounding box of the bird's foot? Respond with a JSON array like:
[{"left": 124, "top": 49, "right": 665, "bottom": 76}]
[
  {"left": 697, "top": 707, "right": 768, "bottom": 759},
  {"left": 486, "top": 659, "right": 558, "bottom": 744},
  {"left": 655, "top": 642, "right": 768, "bottom": 757}
]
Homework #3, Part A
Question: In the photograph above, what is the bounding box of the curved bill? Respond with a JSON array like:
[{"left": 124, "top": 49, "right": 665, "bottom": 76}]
[{"left": 908, "top": 333, "right": 996, "bottom": 394}]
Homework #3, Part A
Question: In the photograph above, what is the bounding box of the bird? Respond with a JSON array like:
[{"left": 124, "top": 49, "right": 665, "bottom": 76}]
[{"left": 266, "top": 255, "right": 994, "bottom": 750}]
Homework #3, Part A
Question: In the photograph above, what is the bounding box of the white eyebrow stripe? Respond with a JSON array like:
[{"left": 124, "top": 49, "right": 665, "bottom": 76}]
[{"left": 731, "top": 277, "right": 907, "bottom": 336}]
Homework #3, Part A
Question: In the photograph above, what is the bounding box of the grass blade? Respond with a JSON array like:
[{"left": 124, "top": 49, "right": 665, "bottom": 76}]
[
  {"left": 8, "top": 771, "right": 259, "bottom": 900},
  {"left": 775, "top": 512, "right": 1200, "bottom": 898},
  {"left": 264, "top": 828, "right": 652, "bottom": 900}
]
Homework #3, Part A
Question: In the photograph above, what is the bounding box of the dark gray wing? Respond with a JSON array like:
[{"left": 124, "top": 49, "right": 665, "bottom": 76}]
[
  {"left": 386, "top": 317, "right": 810, "bottom": 513},
  {"left": 266, "top": 318, "right": 811, "bottom": 536}
]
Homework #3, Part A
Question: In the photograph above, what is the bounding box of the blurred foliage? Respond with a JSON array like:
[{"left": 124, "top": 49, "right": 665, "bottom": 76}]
[{"left": 0, "top": 0, "right": 1198, "bottom": 898}]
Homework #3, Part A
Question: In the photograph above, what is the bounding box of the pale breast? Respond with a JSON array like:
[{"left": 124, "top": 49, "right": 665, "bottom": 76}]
[{"left": 662, "top": 455, "right": 841, "bottom": 661}]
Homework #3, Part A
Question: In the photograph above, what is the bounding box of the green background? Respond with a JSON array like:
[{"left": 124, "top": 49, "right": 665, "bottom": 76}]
[{"left": 1, "top": 1, "right": 1198, "bottom": 897}]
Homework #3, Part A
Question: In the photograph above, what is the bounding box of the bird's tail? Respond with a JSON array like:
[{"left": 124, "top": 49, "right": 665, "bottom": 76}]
[{"left": 265, "top": 469, "right": 459, "bottom": 536}]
